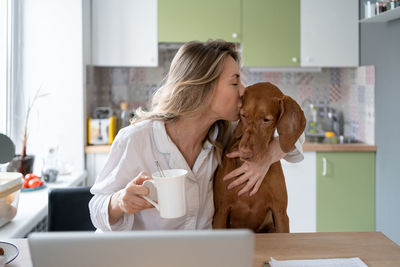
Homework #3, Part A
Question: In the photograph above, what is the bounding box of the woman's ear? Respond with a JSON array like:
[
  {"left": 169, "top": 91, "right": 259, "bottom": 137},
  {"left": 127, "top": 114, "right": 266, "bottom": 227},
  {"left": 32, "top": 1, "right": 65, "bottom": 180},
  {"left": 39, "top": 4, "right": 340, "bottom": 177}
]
[{"left": 277, "top": 96, "right": 306, "bottom": 153}]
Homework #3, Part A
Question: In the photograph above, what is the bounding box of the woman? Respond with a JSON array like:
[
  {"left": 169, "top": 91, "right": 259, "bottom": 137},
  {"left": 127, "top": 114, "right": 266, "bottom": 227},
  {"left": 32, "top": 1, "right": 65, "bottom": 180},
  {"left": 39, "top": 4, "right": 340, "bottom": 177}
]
[{"left": 89, "top": 40, "right": 304, "bottom": 231}]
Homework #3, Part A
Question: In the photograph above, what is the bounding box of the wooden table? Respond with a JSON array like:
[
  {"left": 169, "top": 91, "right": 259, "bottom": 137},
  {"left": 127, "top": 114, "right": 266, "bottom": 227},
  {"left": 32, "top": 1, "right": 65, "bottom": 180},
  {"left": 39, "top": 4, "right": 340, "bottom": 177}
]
[
  {"left": 254, "top": 232, "right": 400, "bottom": 267},
  {"left": 2, "top": 232, "right": 400, "bottom": 267}
]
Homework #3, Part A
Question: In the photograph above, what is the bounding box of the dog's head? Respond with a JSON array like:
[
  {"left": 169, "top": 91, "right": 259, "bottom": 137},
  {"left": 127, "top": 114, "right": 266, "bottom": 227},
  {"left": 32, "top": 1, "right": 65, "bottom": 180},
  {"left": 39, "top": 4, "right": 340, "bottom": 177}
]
[{"left": 236, "top": 82, "right": 306, "bottom": 161}]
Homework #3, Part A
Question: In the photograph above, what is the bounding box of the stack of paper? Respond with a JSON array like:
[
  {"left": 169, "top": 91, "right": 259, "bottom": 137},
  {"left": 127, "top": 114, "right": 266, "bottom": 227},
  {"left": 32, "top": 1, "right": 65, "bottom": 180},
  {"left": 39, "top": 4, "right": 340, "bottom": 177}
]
[{"left": 268, "top": 257, "right": 368, "bottom": 267}]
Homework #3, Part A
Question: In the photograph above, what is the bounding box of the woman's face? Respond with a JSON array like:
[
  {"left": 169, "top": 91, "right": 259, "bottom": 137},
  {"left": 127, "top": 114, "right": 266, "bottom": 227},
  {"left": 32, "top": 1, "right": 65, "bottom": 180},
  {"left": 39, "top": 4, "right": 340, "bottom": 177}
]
[{"left": 209, "top": 56, "right": 245, "bottom": 121}]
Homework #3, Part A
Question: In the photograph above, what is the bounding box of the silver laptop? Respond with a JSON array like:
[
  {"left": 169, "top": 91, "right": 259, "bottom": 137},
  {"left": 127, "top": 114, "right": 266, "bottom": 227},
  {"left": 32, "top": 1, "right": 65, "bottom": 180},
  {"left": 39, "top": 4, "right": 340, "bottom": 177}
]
[{"left": 28, "top": 230, "right": 254, "bottom": 267}]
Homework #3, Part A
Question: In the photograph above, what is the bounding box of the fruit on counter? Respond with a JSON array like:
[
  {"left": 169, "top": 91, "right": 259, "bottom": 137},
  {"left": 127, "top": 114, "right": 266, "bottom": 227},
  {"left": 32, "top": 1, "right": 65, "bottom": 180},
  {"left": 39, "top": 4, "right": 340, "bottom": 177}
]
[
  {"left": 23, "top": 173, "right": 44, "bottom": 189},
  {"left": 25, "top": 173, "right": 39, "bottom": 182}
]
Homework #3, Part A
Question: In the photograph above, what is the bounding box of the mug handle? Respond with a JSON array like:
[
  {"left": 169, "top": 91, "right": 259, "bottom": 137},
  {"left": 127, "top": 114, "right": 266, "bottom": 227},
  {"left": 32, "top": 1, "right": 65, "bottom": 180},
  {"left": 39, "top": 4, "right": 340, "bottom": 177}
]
[{"left": 142, "top": 180, "right": 159, "bottom": 211}]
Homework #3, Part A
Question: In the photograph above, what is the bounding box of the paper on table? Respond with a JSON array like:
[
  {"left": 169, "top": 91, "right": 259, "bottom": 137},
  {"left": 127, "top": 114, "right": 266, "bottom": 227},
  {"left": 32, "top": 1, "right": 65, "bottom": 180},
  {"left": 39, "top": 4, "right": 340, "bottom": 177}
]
[{"left": 269, "top": 257, "right": 368, "bottom": 267}]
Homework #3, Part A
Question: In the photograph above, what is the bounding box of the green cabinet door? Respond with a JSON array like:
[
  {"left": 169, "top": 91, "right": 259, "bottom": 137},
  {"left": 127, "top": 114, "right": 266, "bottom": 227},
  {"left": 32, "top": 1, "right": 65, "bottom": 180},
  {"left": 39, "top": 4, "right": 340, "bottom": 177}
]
[
  {"left": 158, "top": 0, "right": 241, "bottom": 43},
  {"left": 316, "top": 152, "right": 375, "bottom": 232},
  {"left": 242, "top": 0, "right": 300, "bottom": 67}
]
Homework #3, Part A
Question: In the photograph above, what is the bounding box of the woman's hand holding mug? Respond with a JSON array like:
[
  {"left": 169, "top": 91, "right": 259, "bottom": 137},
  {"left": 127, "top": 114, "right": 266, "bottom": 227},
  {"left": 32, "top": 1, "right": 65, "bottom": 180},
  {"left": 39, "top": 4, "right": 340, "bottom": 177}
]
[{"left": 108, "top": 172, "right": 154, "bottom": 225}]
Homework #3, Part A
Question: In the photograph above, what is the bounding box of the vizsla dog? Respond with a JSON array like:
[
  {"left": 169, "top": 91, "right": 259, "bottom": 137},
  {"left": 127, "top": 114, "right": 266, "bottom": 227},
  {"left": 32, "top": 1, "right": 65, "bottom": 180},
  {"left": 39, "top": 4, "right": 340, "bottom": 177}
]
[{"left": 213, "top": 82, "right": 306, "bottom": 233}]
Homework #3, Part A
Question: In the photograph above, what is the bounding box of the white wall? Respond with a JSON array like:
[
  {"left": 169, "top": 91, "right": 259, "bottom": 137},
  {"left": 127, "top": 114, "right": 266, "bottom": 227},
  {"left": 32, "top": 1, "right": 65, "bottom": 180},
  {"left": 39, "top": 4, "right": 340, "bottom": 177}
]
[{"left": 13, "top": 0, "right": 84, "bottom": 172}]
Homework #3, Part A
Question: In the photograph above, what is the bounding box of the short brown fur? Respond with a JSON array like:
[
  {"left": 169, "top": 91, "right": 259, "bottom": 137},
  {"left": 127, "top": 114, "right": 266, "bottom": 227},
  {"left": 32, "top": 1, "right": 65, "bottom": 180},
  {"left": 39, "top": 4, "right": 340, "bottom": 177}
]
[{"left": 213, "top": 82, "right": 306, "bottom": 233}]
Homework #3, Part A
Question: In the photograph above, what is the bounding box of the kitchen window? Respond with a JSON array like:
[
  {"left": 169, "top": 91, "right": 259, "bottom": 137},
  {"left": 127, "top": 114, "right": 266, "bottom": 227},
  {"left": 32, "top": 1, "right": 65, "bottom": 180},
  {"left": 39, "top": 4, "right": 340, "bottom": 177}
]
[{"left": 0, "top": 0, "right": 21, "bottom": 136}]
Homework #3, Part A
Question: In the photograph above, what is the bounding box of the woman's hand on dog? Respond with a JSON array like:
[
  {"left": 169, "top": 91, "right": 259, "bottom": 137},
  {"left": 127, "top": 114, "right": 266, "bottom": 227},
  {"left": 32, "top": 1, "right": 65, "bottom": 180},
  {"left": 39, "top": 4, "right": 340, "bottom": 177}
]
[{"left": 223, "top": 137, "right": 287, "bottom": 196}]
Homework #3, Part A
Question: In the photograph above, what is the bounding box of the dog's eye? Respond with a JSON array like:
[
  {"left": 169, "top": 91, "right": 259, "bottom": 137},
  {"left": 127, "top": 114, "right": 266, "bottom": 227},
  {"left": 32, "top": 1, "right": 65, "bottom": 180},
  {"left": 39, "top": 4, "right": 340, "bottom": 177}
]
[
  {"left": 263, "top": 118, "right": 270, "bottom": 123},
  {"left": 240, "top": 114, "right": 247, "bottom": 119}
]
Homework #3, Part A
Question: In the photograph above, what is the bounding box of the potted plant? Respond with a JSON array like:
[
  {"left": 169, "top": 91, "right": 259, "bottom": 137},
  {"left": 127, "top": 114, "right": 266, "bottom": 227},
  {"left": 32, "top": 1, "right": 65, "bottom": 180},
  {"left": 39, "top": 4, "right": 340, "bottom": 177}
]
[{"left": 7, "top": 88, "right": 49, "bottom": 175}]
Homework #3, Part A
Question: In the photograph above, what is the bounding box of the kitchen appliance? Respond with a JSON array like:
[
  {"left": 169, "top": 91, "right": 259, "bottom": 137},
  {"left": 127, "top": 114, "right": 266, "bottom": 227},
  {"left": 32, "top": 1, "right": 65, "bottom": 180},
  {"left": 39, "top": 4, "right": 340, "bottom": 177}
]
[{"left": 88, "top": 107, "right": 117, "bottom": 145}]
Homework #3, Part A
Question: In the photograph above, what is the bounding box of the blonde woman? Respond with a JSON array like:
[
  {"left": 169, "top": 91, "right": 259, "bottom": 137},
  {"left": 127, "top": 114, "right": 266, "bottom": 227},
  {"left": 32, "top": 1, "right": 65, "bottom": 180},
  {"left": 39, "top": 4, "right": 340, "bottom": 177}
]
[{"left": 89, "top": 40, "right": 304, "bottom": 231}]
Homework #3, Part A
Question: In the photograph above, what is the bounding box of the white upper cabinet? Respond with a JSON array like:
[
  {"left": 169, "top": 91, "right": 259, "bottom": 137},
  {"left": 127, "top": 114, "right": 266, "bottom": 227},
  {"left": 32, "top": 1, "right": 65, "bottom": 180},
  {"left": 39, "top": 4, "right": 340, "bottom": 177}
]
[
  {"left": 301, "top": 0, "right": 359, "bottom": 67},
  {"left": 91, "top": 0, "right": 157, "bottom": 67}
]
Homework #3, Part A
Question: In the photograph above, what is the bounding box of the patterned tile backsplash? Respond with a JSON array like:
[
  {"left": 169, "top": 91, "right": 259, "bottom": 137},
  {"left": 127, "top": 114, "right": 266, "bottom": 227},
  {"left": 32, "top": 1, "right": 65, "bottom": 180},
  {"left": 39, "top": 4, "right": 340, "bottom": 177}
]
[{"left": 86, "top": 48, "right": 375, "bottom": 144}]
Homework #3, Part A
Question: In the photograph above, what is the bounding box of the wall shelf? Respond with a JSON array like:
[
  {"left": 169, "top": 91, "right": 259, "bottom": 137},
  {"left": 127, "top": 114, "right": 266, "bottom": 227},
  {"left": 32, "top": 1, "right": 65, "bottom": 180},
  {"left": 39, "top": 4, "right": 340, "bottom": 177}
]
[{"left": 360, "top": 7, "right": 400, "bottom": 23}]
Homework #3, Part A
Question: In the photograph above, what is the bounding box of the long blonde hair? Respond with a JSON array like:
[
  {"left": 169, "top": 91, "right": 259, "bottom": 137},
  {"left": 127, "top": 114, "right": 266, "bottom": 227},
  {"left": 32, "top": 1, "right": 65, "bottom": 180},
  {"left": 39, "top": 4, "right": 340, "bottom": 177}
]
[{"left": 133, "top": 40, "right": 240, "bottom": 162}]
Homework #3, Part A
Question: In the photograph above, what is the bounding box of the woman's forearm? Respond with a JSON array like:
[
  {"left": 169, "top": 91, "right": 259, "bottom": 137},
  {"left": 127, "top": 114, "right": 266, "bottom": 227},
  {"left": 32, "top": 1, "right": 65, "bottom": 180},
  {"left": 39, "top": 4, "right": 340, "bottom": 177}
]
[
  {"left": 108, "top": 191, "right": 124, "bottom": 225},
  {"left": 267, "top": 136, "right": 287, "bottom": 164}
]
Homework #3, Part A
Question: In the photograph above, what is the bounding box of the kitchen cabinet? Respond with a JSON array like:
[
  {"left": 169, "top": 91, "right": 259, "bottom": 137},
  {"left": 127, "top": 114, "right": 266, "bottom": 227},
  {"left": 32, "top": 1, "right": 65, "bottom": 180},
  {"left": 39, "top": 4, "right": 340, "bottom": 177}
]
[
  {"left": 301, "top": 0, "right": 359, "bottom": 67},
  {"left": 242, "top": 0, "right": 300, "bottom": 67},
  {"left": 91, "top": 0, "right": 157, "bottom": 67},
  {"left": 282, "top": 152, "right": 317, "bottom": 233},
  {"left": 158, "top": 0, "right": 241, "bottom": 43},
  {"left": 157, "top": 0, "right": 358, "bottom": 67},
  {"left": 84, "top": 148, "right": 375, "bottom": 233},
  {"left": 316, "top": 152, "right": 375, "bottom": 232},
  {"left": 86, "top": 153, "right": 108, "bottom": 186}
]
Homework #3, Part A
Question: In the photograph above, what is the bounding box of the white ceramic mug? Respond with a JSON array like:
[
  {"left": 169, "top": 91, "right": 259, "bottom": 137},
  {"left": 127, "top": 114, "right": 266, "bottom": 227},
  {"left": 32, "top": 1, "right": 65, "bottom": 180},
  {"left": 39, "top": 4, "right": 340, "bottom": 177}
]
[{"left": 142, "top": 169, "right": 187, "bottom": 219}]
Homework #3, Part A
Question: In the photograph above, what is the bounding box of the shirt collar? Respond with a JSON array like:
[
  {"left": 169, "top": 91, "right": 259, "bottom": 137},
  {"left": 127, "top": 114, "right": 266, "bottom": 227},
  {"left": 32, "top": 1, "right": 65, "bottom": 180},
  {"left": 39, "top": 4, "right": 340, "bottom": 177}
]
[
  {"left": 152, "top": 120, "right": 171, "bottom": 155},
  {"left": 152, "top": 120, "right": 217, "bottom": 153}
]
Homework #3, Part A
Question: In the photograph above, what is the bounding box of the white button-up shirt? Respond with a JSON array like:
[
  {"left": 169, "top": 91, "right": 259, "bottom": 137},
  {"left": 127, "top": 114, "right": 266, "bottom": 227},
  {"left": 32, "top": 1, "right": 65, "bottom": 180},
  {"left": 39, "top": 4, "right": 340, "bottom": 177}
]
[{"left": 89, "top": 120, "right": 304, "bottom": 231}]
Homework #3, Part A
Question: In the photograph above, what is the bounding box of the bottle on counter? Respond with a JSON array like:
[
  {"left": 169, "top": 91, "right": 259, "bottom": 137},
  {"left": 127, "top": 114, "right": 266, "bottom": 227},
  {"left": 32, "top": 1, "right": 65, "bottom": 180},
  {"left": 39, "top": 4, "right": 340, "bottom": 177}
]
[
  {"left": 324, "top": 131, "right": 337, "bottom": 144},
  {"left": 42, "top": 146, "right": 59, "bottom": 183},
  {"left": 363, "top": 0, "right": 377, "bottom": 19},
  {"left": 120, "top": 102, "right": 131, "bottom": 129}
]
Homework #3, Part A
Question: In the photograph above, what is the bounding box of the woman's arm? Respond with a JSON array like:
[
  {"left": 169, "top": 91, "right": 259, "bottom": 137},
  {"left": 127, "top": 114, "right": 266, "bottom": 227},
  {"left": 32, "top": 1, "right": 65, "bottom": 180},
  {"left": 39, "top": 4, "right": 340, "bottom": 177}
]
[
  {"left": 89, "top": 127, "right": 153, "bottom": 231},
  {"left": 223, "top": 133, "right": 305, "bottom": 196}
]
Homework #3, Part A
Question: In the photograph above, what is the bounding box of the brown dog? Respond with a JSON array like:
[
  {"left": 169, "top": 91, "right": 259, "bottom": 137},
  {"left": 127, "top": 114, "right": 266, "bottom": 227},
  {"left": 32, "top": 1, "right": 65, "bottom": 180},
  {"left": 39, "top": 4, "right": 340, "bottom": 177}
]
[{"left": 213, "top": 82, "right": 306, "bottom": 233}]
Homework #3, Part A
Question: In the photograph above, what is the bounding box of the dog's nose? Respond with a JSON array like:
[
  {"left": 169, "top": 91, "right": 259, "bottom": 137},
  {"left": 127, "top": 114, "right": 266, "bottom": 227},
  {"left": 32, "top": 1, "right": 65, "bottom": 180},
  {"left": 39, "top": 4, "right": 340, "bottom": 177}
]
[{"left": 239, "top": 148, "right": 253, "bottom": 160}]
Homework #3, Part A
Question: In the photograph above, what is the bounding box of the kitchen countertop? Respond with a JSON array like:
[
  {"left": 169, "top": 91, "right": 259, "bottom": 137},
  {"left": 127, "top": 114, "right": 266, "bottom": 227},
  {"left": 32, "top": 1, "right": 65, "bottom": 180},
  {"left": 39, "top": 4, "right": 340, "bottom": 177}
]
[
  {"left": 86, "top": 143, "right": 377, "bottom": 154},
  {"left": 303, "top": 142, "right": 377, "bottom": 152},
  {"left": 0, "top": 171, "right": 87, "bottom": 238}
]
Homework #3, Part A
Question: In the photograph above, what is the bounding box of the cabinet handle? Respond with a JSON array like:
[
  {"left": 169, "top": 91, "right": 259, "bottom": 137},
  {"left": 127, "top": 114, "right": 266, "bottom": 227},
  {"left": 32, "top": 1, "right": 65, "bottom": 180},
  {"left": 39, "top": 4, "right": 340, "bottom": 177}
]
[
  {"left": 232, "top": 33, "right": 238, "bottom": 39},
  {"left": 292, "top": 57, "right": 298, "bottom": 63},
  {"left": 322, "top": 157, "right": 327, "bottom": 176}
]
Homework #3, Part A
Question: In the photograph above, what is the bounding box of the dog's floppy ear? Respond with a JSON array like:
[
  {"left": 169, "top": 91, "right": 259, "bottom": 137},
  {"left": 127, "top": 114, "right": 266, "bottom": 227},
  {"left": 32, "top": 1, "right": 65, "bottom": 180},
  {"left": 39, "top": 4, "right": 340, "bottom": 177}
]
[{"left": 277, "top": 96, "right": 306, "bottom": 153}]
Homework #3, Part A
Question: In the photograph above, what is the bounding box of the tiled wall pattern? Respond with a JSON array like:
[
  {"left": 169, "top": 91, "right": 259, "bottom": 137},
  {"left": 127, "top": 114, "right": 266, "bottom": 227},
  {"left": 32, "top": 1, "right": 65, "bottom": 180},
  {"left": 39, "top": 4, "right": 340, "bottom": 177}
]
[
  {"left": 241, "top": 66, "right": 375, "bottom": 144},
  {"left": 86, "top": 47, "right": 178, "bottom": 117},
  {"left": 86, "top": 49, "right": 375, "bottom": 144}
]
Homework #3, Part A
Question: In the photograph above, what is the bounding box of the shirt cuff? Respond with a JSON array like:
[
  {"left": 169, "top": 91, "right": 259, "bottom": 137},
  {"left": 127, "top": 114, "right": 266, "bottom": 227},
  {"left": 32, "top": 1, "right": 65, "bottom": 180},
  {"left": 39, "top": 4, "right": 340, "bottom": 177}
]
[
  {"left": 283, "top": 132, "right": 305, "bottom": 163},
  {"left": 103, "top": 195, "right": 135, "bottom": 231},
  {"left": 90, "top": 194, "right": 135, "bottom": 232}
]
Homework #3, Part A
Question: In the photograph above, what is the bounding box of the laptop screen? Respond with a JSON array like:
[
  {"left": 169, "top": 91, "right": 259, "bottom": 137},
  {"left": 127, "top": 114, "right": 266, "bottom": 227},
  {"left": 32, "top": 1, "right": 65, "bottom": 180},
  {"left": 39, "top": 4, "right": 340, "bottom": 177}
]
[{"left": 29, "top": 230, "right": 254, "bottom": 267}]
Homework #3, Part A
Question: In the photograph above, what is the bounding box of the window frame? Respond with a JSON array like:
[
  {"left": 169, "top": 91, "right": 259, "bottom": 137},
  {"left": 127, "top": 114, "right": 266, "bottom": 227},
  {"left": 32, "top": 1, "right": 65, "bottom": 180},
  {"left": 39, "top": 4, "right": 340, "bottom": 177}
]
[{"left": 0, "top": 0, "right": 19, "bottom": 136}]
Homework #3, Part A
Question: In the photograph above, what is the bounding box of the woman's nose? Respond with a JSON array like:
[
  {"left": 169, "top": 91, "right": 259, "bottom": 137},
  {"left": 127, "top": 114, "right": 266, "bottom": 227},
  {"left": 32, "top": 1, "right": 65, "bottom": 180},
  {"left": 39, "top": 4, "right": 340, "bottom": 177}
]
[{"left": 238, "top": 83, "right": 245, "bottom": 97}]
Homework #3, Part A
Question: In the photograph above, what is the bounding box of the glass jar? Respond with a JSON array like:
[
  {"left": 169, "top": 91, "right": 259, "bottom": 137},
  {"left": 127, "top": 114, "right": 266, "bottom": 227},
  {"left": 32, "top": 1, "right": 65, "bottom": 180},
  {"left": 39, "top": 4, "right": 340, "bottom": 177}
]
[
  {"left": 386, "top": 0, "right": 396, "bottom": 10},
  {"left": 41, "top": 147, "right": 59, "bottom": 183},
  {"left": 119, "top": 102, "right": 131, "bottom": 129},
  {"left": 324, "top": 131, "right": 337, "bottom": 144},
  {"left": 375, "top": 1, "right": 387, "bottom": 15},
  {"left": 364, "top": 0, "right": 377, "bottom": 19}
]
